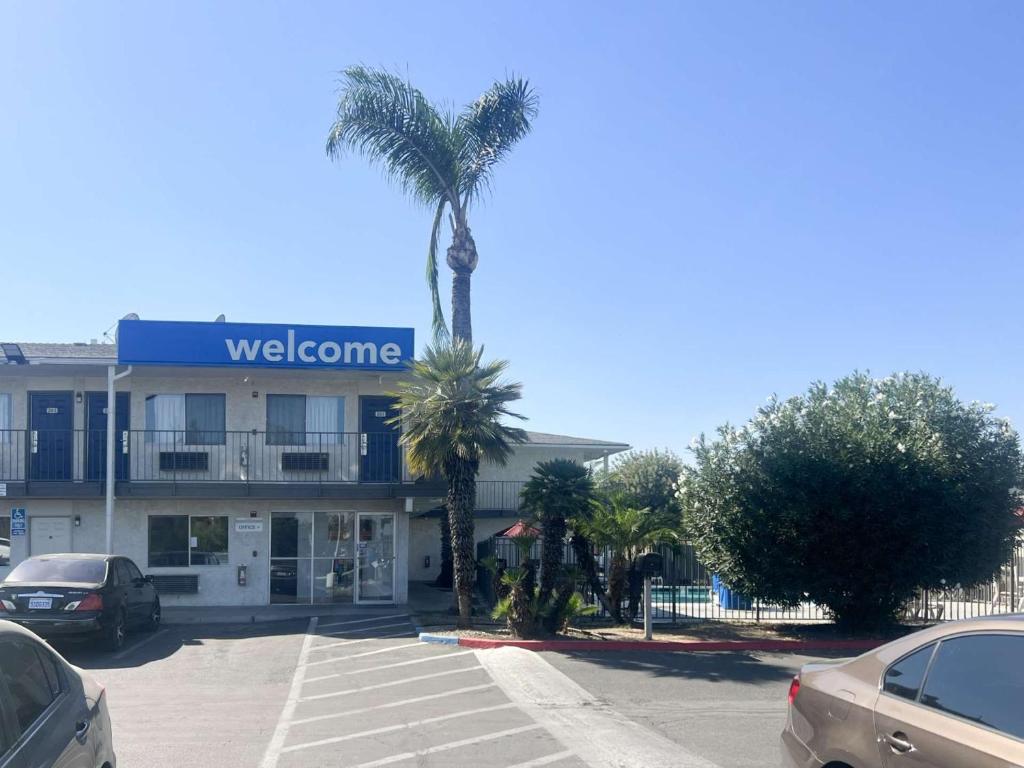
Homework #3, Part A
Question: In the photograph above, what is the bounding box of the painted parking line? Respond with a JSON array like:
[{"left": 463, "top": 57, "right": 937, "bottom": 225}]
[
  {"left": 280, "top": 702, "right": 518, "bottom": 754},
  {"left": 301, "top": 641, "right": 423, "bottom": 668},
  {"left": 317, "top": 613, "right": 409, "bottom": 630},
  {"left": 507, "top": 750, "right": 577, "bottom": 768},
  {"left": 112, "top": 628, "right": 167, "bottom": 661},
  {"left": 301, "top": 664, "right": 484, "bottom": 697},
  {"left": 346, "top": 724, "right": 544, "bottom": 768},
  {"left": 309, "top": 631, "right": 414, "bottom": 651},
  {"left": 302, "top": 648, "right": 475, "bottom": 682},
  {"left": 259, "top": 617, "right": 318, "bottom": 768},
  {"left": 291, "top": 683, "right": 497, "bottom": 725},
  {"left": 316, "top": 621, "right": 413, "bottom": 639}
]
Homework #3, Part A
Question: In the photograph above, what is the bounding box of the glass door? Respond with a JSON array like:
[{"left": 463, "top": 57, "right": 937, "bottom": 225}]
[
  {"left": 270, "top": 512, "right": 313, "bottom": 604},
  {"left": 356, "top": 513, "right": 396, "bottom": 603},
  {"left": 313, "top": 511, "right": 355, "bottom": 603}
]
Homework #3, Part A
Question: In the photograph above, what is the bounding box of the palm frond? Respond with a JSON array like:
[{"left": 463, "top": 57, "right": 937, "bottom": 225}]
[
  {"left": 327, "top": 66, "right": 461, "bottom": 211},
  {"left": 388, "top": 339, "right": 528, "bottom": 477},
  {"left": 456, "top": 76, "right": 538, "bottom": 205},
  {"left": 427, "top": 198, "right": 450, "bottom": 342}
]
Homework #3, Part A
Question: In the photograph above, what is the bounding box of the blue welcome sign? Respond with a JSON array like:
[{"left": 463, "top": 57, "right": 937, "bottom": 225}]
[{"left": 118, "top": 319, "right": 414, "bottom": 371}]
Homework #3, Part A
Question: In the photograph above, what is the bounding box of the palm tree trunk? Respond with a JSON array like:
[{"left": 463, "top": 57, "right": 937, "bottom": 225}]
[
  {"left": 434, "top": 510, "right": 453, "bottom": 589},
  {"left": 447, "top": 227, "right": 477, "bottom": 343},
  {"left": 538, "top": 512, "right": 566, "bottom": 608},
  {"left": 570, "top": 532, "right": 617, "bottom": 621},
  {"left": 445, "top": 456, "right": 478, "bottom": 627}
]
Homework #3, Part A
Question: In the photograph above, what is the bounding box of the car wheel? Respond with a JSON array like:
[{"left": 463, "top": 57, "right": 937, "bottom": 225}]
[
  {"left": 104, "top": 610, "right": 127, "bottom": 652},
  {"left": 143, "top": 598, "right": 161, "bottom": 631}
]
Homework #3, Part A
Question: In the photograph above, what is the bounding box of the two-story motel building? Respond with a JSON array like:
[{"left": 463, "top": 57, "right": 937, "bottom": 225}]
[{"left": 0, "top": 319, "right": 628, "bottom": 607}]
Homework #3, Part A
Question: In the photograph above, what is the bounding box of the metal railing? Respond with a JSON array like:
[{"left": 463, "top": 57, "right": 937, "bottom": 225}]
[
  {"left": 475, "top": 480, "right": 525, "bottom": 511},
  {"left": 0, "top": 429, "right": 408, "bottom": 485},
  {"left": 477, "top": 534, "right": 1024, "bottom": 625}
]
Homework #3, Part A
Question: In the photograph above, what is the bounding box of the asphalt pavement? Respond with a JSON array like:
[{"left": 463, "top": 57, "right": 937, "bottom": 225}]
[
  {"left": 541, "top": 648, "right": 849, "bottom": 768},
  {"left": 52, "top": 615, "right": 844, "bottom": 768}
]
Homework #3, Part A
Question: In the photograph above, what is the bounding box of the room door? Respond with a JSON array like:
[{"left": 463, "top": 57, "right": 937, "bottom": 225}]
[
  {"left": 359, "top": 397, "right": 401, "bottom": 483},
  {"left": 30, "top": 517, "right": 72, "bottom": 556},
  {"left": 86, "top": 392, "right": 130, "bottom": 481},
  {"left": 28, "top": 392, "right": 74, "bottom": 481}
]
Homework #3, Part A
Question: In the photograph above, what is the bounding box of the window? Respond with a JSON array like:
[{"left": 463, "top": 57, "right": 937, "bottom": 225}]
[
  {"left": 113, "top": 560, "right": 132, "bottom": 586},
  {"left": 267, "top": 395, "right": 305, "bottom": 446},
  {"left": 7, "top": 557, "right": 107, "bottom": 584},
  {"left": 148, "top": 515, "right": 228, "bottom": 567},
  {"left": 0, "top": 393, "right": 10, "bottom": 443},
  {"left": 148, "top": 515, "right": 189, "bottom": 567},
  {"left": 145, "top": 394, "right": 184, "bottom": 441},
  {"left": 146, "top": 393, "right": 226, "bottom": 445},
  {"left": 0, "top": 640, "right": 59, "bottom": 736},
  {"left": 185, "top": 394, "right": 225, "bottom": 446},
  {"left": 919, "top": 634, "right": 1024, "bottom": 740},
  {"left": 883, "top": 643, "right": 936, "bottom": 701},
  {"left": 190, "top": 516, "right": 229, "bottom": 566},
  {"left": 124, "top": 559, "right": 144, "bottom": 581},
  {"left": 267, "top": 395, "right": 345, "bottom": 446}
]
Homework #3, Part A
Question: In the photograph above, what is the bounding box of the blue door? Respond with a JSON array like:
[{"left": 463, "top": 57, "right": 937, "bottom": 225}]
[
  {"left": 86, "top": 392, "right": 130, "bottom": 480},
  {"left": 29, "top": 391, "right": 74, "bottom": 481},
  {"left": 359, "top": 397, "right": 401, "bottom": 483}
]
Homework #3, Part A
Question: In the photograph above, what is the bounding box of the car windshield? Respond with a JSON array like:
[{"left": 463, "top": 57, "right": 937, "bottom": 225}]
[{"left": 5, "top": 558, "right": 107, "bottom": 584}]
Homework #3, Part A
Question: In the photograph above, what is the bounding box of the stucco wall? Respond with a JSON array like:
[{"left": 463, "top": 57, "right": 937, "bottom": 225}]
[{"left": 0, "top": 497, "right": 408, "bottom": 606}]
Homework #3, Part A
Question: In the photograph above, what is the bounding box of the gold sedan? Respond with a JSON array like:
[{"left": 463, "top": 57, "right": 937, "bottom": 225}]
[{"left": 781, "top": 615, "right": 1024, "bottom": 767}]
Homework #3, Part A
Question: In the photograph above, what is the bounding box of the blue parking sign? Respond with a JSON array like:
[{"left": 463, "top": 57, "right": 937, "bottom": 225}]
[{"left": 10, "top": 508, "right": 26, "bottom": 536}]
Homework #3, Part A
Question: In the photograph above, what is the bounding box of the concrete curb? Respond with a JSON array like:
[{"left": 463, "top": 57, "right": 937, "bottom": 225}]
[{"left": 423, "top": 636, "right": 886, "bottom": 653}]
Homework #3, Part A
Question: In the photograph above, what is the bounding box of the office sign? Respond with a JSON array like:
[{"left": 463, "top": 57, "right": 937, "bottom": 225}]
[
  {"left": 10, "top": 508, "right": 26, "bottom": 537},
  {"left": 235, "top": 520, "right": 264, "bottom": 533},
  {"left": 118, "top": 319, "right": 414, "bottom": 371}
]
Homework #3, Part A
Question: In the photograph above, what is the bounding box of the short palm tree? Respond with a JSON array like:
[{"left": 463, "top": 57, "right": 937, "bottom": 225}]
[
  {"left": 575, "top": 496, "right": 678, "bottom": 623},
  {"left": 520, "top": 459, "right": 595, "bottom": 609},
  {"left": 327, "top": 66, "right": 538, "bottom": 343},
  {"left": 391, "top": 340, "right": 527, "bottom": 625}
]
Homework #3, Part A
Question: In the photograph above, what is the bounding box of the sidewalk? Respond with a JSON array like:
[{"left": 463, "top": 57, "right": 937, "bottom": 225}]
[
  {"left": 158, "top": 581, "right": 455, "bottom": 626},
  {"left": 161, "top": 603, "right": 409, "bottom": 625}
]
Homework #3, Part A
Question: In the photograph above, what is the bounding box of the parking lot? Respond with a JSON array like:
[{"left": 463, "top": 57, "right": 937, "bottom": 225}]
[{"left": 53, "top": 614, "right": 839, "bottom": 768}]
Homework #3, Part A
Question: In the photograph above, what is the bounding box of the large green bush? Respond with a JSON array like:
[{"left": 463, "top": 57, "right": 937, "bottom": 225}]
[{"left": 679, "top": 372, "right": 1022, "bottom": 629}]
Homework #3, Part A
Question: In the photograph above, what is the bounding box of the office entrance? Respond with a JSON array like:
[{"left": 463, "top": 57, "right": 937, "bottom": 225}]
[{"left": 269, "top": 511, "right": 395, "bottom": 604}]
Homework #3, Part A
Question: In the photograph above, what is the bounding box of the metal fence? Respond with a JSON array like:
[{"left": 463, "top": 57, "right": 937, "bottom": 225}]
[{"left": 477, "top": 534, "right": 1024, "bottom": 625}]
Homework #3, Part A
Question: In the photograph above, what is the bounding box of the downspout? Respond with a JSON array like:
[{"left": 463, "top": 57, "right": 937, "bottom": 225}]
[{"left": 105, "top": 365, "right": 132, "bottom": 554}]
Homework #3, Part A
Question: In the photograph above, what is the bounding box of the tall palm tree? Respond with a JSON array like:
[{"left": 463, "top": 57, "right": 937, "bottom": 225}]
[
  {"left": 327, "top": 66, "right": 539, "bottom": 343},
  {"left": 391, "top": 340, "right": 527, "bottom": 625}
]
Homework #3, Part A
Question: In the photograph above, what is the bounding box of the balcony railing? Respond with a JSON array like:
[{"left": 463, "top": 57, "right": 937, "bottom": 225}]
[
  {"left": 0, "top": 429, "right": 410, "bottom": 485},
  {"left": 475, "top": 480, "right": 525, "bottom": 512}
]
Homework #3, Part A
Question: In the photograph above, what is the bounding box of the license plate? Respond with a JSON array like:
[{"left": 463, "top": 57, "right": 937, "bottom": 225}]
[{"left": 28, "top": 598, "right": 52, "bottom": 610}]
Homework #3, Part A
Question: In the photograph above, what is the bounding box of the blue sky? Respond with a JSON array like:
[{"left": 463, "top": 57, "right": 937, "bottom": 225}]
[{"left": 2, "top": 2, "right": 1022, "bottom": 454}]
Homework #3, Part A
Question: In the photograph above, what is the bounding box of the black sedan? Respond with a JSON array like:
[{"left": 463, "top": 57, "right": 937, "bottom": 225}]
[{"left": 0, "top": 554, "right": 160, "bottom": 652}]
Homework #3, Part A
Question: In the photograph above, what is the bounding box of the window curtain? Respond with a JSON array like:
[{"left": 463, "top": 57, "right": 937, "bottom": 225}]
[
  {"left": 0, "top": 393, "right": 9, "bottom": 443},
  {"left": 266, "top": 395, "right": 305, "bottom": 446},
  {"left": 145, "top": 395, "right": 185, "bottom": 444},
  {"left": 306, "top": 396, "right": 344, "bottom": 446},
  {"left": 185, "top": 394, "right": 226, "bottom": 446}
]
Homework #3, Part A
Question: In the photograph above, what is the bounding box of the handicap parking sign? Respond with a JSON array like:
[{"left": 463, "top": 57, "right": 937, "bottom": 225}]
[{"left": 10, "top": 508, "right": 26, "bottom": 536}]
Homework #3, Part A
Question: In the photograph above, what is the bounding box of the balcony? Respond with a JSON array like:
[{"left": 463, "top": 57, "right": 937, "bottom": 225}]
[
  {"left": 475, "top": 480, "right": 525, "bottom": 512},
  {"left": 0, "top": 430, "right": 445, "bottom": 500}
]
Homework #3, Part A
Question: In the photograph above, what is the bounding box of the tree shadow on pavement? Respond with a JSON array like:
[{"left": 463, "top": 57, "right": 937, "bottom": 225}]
[
  {"left": 51, "top": 618, "right": 313, "bottom": 671},
  {"left": 552, "top": 649, "right": 851, "bottom": 685}
]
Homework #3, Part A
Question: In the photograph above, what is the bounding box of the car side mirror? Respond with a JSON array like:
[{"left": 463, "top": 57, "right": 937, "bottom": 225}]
[{"left": 143, "top": 575, "right": 154, "bottom": 583}]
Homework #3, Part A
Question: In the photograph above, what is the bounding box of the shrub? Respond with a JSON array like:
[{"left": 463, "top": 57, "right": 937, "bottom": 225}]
[{"left": 679, "top": 372, "right": 1022, "bottom": 629}]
